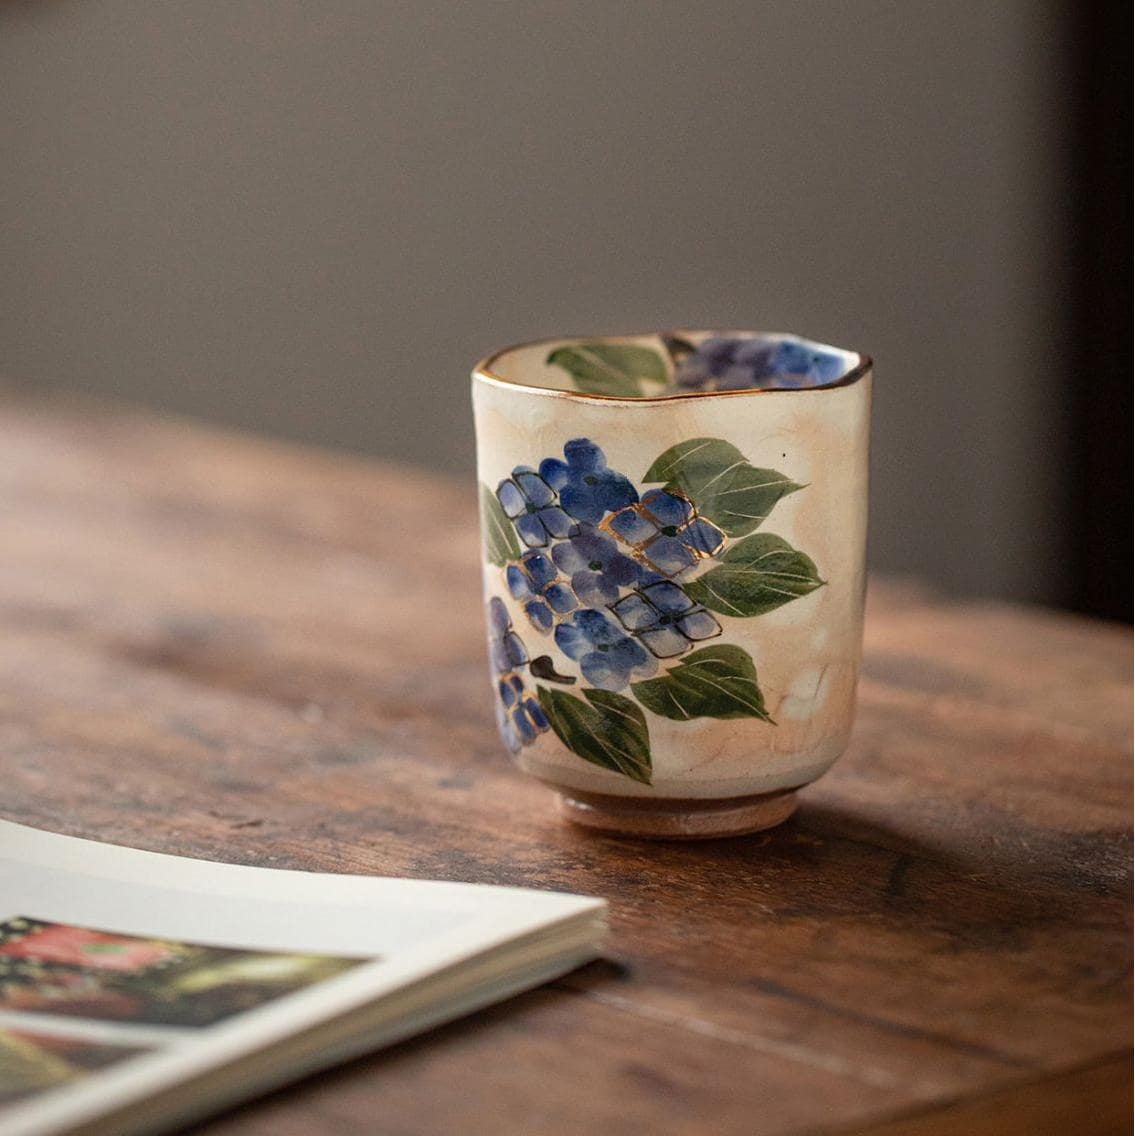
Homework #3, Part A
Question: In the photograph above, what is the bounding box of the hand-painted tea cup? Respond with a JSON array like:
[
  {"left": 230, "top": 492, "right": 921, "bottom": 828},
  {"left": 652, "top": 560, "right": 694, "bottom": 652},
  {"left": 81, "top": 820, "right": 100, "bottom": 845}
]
[{"left": 472, "top": 331, "right": 871, "bottom": 838}]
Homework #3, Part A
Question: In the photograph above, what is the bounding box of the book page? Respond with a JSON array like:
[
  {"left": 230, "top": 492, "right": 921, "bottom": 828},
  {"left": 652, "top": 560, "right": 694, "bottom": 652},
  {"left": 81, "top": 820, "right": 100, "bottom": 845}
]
[{"left": 0, "top": 821, "right": 604, "bottom": 1135}]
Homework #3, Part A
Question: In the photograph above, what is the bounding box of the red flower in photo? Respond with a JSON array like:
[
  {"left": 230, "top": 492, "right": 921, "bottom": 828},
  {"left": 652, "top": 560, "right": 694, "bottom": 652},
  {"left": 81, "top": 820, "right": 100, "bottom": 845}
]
[{"left": 0, "top": 925, "right": 179, "bottom": 973}]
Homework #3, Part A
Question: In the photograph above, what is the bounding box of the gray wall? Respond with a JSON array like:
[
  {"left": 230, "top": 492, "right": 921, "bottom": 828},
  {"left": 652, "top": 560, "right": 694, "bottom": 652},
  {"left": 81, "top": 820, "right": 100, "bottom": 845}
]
[{"left": 1, "top": 1, "right": 1070, "bottom": 603}]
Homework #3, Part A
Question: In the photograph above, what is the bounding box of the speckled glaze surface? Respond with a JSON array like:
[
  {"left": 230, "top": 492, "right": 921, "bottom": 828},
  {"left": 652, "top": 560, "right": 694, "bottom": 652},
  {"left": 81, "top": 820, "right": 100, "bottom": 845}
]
[{"left": 472, "top": 331, "right": 871, "bottom": 836}]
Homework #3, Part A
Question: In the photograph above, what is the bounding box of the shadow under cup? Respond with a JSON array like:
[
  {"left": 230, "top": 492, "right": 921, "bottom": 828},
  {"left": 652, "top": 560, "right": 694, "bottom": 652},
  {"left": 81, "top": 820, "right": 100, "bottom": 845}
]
[{"left": 472, "top": 331, "right": 872, "bottom": 839}]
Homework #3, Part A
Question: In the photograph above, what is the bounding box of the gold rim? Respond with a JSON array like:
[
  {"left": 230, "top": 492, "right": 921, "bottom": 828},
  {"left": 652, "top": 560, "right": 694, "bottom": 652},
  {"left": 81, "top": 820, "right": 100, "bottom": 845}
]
[{"left": 472, "top": 330, "right": 872, "bottom": 404}]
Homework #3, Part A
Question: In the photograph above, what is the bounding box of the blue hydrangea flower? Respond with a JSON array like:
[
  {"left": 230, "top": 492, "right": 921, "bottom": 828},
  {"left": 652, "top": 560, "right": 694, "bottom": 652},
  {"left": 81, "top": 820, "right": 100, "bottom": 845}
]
[
  {"left": 506, "top": 550, "right": 577, "bottom": 632},
  {"left": 538, "top": 439, "right": 638, "bottom": 525},
  {"left": 554, "top": 609, "right": 658, "bottom": 691},
  {"left": 496, "top": 467, "right": 575, "bottom": 548},
  {"left": 605, "top": 489, "right": 724, "bottom": 577},
  {"left": 486, "top": 597, "right": 548, "bottom": 752},
  {"left": 550, "top": 524, "right": 643, "bottom": 607},
  {"left": 496, "top": 673, "right": 550, "bottom": 752},
  {"left": 762, "top": 340, "right": 847, "bottom": 386},
  {"left": 610, "top": 581, "right": 722, "bottom": 658},
  {"left": 486, "top": 596, "right": 528, "bottom": 674},
  {"left": 675, "top": 336, "right": 846, "bottom": 391}
]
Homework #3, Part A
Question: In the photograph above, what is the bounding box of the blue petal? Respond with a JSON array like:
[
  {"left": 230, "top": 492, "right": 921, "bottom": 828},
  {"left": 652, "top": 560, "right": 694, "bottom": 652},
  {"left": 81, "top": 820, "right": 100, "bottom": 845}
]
[
  {"left": 697, "top": 337, "right": 738, "bottom": 367},
  {"left": 498, "top": 677, "right": 520, "bottom": 708},
  {"left": 512, "top": 705, "right": 538, "bottom": 743},
  {"left": 504, "top": 631, "right": 528, "bottom": 668},
  {"left": 496, "top": 479, "right": 526, "bottom": 519},
  {"left": 733, "top": 338, "right": 776, "bottom": 368},
  {"left": 558, "top": 482, "right": 604, "bottom": 524},
  {"left": 554, "top": 619, "right": 591, "bottom": 661},
  {"left": 767, "top": 341, "right": 813, "bottom": 375},
  {"left": 489, "top": 638, "right": 512, "bottom": 674},
  {"left": 684, "top": 518, "right": 725, "bottom": 556},
  {"left": 564, "top": 438, "right": 605, "bottom": 472},
  {"left": 607, "top": 507, "right": 656, "bottom": 544},
  {"left": 610, "top": 592, "right": 657, "bottom": 632},
  {"left": 570, "top": 528, "right": 613, "bottom": 565},
  {"left": 506, "top": 564, "right": 534, "bottom": 601},
  {"left": 764, "top": 341, "right": 846, "bottom": 384},
  {"left": 525, "top": 600, "right": 553, "bottom": 632},
  {"left": 811, "top": 352, "right": 846, "bottom": 382},
  {"left": 608, "top": 551, "right": 644, "bottom": 587},
  {"left": 521, "top": 550, "right": 558, "bottom": 591},
  {"left": 645, "top": 490, "right": 686, "bottom": 529},
  {"left": 580, "top": 651, "right": 628, "bottom": 691},
  {"left": 537, "top": 506, "right": 576, "bottom": 539},
  {"left": 515, "top": 513, "right": 548, "bottom": 548},
  {"left": 524, "top": 698, "right": 549, "bottom": 732},
  {"left": 544, "top": 582, "right": 578, "bottom": 614},
  {"left": 610, "top": 636, "right": 652, "bottom": 671},
  {"left": 674, "top": 356, "right": 711, "bottom": 388},
  {"left": 642, "top": 489, "right": 693, "bottom": 528},
  {"left": 571, "top": 571, "right": 618, "bottom": 608},
  {"left": 575, "top": 607, "right": 619, "bottom": 645},
  {"left": 550, "top": 537, "right": 588, "bottom": 575},
  {"left": 641, "top": 581, "right": 693, "bottom": 613},
  {"left": 641, "top": 535, "right": 697, "bottom": 576},
  {"left": 678, "top": 609, "right": 721, "bottom": 640},
  {"left": 638, "top": 626, "right": 690, "bottom": 659},
  {"left": 538, "top": 457, "right": 570, "bottom": 490},
  {"left": 595, "top": 472, "right": 638, "bottom": 515},
  {"left": 487, "top": 596, "right": 511, "bottom": 635},
  {"left": 514, "top": 469, "right": 556, "bottom": 507}
]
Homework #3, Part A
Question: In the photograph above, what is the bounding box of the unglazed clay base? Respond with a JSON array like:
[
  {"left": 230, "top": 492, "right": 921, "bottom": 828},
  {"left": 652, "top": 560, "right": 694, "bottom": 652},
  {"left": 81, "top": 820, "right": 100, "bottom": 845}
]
[{"left": 555, "top": 788, "right": 799, "bottom": 840}]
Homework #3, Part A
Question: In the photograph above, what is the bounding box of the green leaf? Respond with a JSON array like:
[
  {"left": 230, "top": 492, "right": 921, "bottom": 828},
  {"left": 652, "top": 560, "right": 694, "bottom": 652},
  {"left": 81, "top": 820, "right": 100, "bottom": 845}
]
[
  {"left": 480, "top": 483, "right": 520, "bottom": 567},
  {"left": 685, "top": 533, "right": 825, "bottom": 617},
  {"left": 546, "top": 344, "right": 667, "bottom": 398},
  {"left": 644, "top": 438, "right": 746, "bottom": 487},
  {"left": 536, "top": 686, "right": 652, "bottom": 784},
  {"left": 644, "top": 437, "right": 802, "bottom": 537},
  {"left": 697, "top": 463, "right": 804, "bottom": 537},
  {"left": 632, "top": 645, "right": 772, "bottom": 723}
]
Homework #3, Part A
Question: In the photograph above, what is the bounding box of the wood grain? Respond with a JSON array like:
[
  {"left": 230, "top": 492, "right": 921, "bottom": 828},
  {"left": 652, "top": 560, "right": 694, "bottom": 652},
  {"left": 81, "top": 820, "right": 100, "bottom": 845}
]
[
  {"left": 839, "top": 1054, "right": 1132, "bottom": 1136},
  {"left": 1, "top": 395, "right": 1131, "bottom": 1136}
]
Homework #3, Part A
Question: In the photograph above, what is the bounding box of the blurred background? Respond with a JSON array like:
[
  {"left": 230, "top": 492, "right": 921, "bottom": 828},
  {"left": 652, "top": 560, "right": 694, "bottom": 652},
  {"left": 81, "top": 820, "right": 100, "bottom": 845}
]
[{"left": 1, "top": 1, "right": 1128, "bottom": 619}]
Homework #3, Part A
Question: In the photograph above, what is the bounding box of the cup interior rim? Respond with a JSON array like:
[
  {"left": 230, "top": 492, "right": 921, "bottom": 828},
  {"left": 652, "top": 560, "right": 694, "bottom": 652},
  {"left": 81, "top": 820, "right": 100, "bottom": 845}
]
[{"left": 473, "top": 330, "right": 871, "bottom": 403}]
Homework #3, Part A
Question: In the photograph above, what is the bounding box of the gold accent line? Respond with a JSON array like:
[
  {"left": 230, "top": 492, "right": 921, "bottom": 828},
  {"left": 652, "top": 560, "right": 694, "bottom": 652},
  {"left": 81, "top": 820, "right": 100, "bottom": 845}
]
[{"left": 472, "top": 330, "right": 872, "bottom": 405}]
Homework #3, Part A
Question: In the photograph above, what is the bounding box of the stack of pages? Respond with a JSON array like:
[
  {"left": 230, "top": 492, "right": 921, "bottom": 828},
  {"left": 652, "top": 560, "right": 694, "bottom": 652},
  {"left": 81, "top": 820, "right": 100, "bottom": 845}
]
[{"left": 0, "top": 821, "right": 606, "bottom": 1136}]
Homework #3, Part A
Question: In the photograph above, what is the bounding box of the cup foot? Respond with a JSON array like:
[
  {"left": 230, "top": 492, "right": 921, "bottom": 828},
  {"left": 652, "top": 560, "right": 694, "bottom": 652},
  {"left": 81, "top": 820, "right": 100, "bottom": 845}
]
[{"left": 555, "top": 787, "right": 799, "bottom": 840}]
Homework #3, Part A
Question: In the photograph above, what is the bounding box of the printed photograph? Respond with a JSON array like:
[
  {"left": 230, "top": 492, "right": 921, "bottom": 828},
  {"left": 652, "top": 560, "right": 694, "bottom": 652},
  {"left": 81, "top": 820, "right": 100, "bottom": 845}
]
[
  {"left": 0, "top": 1027, "right": 152, "bottom": 1107},
  {"left": 0, "top": 917, "right": 368, "bottom": 1028}
]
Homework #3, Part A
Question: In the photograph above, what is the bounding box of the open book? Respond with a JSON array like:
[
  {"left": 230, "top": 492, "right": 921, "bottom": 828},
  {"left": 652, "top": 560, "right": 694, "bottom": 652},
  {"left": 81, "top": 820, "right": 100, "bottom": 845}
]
[{"left": 0, "top": 821, "right": 606, "bottom": 1136}]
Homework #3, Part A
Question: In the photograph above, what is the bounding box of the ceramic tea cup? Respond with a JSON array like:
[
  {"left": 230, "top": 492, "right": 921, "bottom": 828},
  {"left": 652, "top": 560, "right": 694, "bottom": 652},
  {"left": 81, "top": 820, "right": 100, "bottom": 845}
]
[{"left": 472, "top": 331, "right": 871, "bottom": 838}]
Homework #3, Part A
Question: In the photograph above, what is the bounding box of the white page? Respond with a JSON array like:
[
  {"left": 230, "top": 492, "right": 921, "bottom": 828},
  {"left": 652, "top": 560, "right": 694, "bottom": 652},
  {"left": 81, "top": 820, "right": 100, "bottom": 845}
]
[{"left": 0, "top": 821, "right": 605, "bottom": 1135}]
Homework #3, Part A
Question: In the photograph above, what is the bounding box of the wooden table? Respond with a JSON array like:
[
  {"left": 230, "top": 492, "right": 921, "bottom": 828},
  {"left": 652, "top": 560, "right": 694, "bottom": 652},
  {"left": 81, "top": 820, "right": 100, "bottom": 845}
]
[{"left": 2, "top": 397, "right": 1131, "bottom": 1136}]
